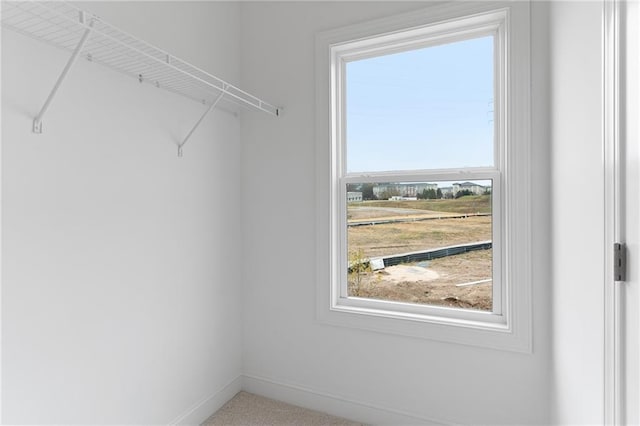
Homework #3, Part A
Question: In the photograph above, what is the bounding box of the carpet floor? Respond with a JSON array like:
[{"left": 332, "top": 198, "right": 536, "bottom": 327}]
[{"left": 202, "top": 391, "right": 364, "bottom": 425}]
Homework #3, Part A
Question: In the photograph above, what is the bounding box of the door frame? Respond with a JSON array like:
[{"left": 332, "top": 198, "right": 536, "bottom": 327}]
[{"left": 603, "top": 0, "right": 624, "bottom": 423}]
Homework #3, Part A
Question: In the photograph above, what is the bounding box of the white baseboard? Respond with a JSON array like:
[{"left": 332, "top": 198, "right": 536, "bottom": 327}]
[
  {"left": 242, "top": 373, "right": 453, "bottom": 426},
  {"left": 168, "top": 375, "right": 242, "bottom": 425}
]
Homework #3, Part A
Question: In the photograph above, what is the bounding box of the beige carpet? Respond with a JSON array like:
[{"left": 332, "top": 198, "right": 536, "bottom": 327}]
[{"left": 202, "top": 391, "right": 363, "bottom": 426}]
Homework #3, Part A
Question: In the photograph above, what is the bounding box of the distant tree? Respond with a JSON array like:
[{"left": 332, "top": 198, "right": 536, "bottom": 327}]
[
  {"left": 455, "top": 189, "right": 473, "bottom": 199},
  {"left": 346, "top": 183, "right": 359, "bottom": 192},
  {"left": 362, "top": 183, "right": 375, "bottom": 200},
  {"left": 437, "top": 188, "right": 443, "bottom": 199},
  {"left": 418, "top": 188, "right": 437, "bottom": 199},
  {"left": 380, "top": 188, "right": 401, "bottom": 199}
]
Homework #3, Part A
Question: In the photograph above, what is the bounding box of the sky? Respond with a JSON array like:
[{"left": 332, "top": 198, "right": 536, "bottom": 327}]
[{"left": 346, "top": 35, "right": 495, "bottom": 174}]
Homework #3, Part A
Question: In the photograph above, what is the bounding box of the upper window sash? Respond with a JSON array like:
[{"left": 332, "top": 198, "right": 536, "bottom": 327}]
[{"left": 331, "top": 9, "right": 507, "bottom": 177}]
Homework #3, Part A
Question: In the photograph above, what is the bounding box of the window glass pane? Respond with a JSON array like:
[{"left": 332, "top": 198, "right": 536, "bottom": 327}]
[
  {"left": 346, "top": 36, "right": 494, "bottom": 173},
  {"left": 346, "top": 180, "right": 493, "bottom": 311}
]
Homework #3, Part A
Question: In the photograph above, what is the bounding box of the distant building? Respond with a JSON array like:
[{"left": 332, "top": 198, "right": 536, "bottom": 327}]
[
  {"left": 452, "top": 182, "right": 487, "bottom": 196},
  {"left": 373, "top": 182, "right": 437, "bottom": 199},
  {"left": 412, "top": 182, "right": 438, "bottom": 195},
  {"left": 440, "top": 186, "right": 454, "bottom": 197},
  {"left": 347, "top": 191, "right": 363, "bottom": 202}
]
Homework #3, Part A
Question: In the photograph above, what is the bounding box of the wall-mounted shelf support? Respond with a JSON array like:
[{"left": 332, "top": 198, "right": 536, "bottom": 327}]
[
  {"left": 33, "top": 11, "right": 93, "bottom": 134},
  {"left": 178, "top": 90, "right": 225, "bottom": 157}
]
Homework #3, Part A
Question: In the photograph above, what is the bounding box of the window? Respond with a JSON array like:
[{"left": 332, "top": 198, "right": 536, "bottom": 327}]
[{"left": 316, "top": 2, "right": 532, "bottom": 352}]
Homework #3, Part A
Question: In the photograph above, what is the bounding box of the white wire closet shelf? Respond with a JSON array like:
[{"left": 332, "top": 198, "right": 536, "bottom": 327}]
[{"left": 1, "top": 1, "right": 281, "bottom": 156}]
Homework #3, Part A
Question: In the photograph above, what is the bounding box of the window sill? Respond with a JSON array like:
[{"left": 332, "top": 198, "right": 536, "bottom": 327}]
[{"left": 316, "top": 297, "right": 530, "bottom": 353}]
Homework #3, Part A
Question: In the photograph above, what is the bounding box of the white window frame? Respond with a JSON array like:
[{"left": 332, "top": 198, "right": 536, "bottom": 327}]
[{"left": 315, "top": 1, "right": 532, "bottom": 352}]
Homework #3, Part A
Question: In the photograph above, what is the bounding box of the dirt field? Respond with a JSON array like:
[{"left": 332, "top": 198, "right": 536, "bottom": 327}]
[
  {"left": 348, "top": 216, "right": 492, "bottom": 258},
  {"left": 347, "top": 197, "right": 493, "bottom": 311},
  {"left": 349, "top": 250, "right": 493, "bottom": 311}
]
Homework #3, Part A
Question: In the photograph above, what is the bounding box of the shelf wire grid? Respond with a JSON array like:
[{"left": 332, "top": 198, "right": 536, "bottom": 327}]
[{"left": 1, "top": 1, "right": 280, "bottom": 116}]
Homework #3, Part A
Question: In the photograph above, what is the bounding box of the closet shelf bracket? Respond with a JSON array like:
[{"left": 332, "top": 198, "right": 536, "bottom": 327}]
[
  {"left": 178, "top": 90, "right": 226, "bottom": 157},
  {"left": 33, "top": 11, "right": 93, "bottom": 134}
]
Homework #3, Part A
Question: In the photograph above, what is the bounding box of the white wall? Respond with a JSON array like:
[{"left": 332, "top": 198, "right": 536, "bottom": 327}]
[
  {"left": 1, "top": 2, "right": 243, "bottom": 423},
  {"left": 548, "top": 2, "right": 606, "bottom": 424},
  {"left": 240, "top": 2, "right": 552, "bottom": 424}
]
